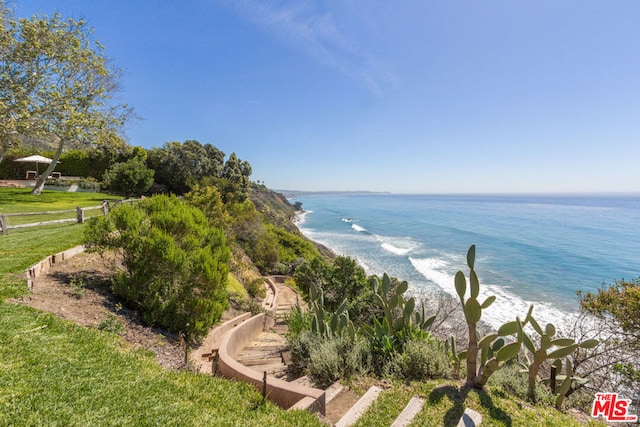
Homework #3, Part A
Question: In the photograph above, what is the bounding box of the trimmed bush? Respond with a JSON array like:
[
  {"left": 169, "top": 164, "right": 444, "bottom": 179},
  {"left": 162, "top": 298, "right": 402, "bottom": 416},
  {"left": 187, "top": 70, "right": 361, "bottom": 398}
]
[{"left": 84, "top": 195, "right": 230, "bottom": 343}]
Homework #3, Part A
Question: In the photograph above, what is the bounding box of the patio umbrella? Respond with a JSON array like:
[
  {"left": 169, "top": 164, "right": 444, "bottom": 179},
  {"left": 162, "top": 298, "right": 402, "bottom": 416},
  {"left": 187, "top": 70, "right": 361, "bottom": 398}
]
[{"left": 14, "top": 155, "right": 60, "bottom": 178}]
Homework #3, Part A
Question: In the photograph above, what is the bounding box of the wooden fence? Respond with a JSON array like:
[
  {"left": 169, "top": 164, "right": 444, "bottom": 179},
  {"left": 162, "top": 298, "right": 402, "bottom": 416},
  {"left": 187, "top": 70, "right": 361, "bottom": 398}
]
[{"left": 0, "top": 198, "right": 139, "bottom": 235}]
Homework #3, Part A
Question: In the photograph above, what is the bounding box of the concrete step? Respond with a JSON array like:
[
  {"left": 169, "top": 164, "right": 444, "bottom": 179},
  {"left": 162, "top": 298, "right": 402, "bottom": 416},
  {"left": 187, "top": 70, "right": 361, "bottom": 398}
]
[
  {"left": 456, "top": 408, "right": 482, "bottom": 427},
  {"left": 246, "top": 363, "right": 288, "bottom": 375},
  {"left": 325, "top": 381, "right": 344, "bottom": 405},
  {"left": 236, "top": 345, "right": 286, "bottom": 353},
  {"left": 335, "top": 386, "right": 383, "bottom": 427},
  {"left": 391, "top": 396, "right": 425, "bottom": 427},
  {"left": 236, "top": 357, "right": 283, "bottom": 366}
]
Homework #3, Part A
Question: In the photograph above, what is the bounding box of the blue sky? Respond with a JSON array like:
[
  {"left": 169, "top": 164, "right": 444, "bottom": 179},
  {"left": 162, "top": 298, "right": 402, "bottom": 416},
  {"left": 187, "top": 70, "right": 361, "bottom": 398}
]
[{"left": 12, "top": 1, "right": 640, "bottom": 193}]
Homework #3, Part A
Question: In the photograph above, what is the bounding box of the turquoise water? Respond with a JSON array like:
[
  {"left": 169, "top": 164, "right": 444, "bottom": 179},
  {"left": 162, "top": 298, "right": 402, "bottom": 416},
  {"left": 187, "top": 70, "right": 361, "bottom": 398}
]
[{"left": 292, "top": 194, "right": 640, "bottom": 328}]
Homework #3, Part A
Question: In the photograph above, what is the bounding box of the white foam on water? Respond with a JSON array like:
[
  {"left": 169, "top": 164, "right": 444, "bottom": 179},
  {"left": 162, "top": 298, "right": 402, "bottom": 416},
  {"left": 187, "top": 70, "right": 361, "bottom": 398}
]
[
  {"left": 381, "top": 243, "right": 412, "bottom": 255},
  {"left": 294, "top": 210, "right": 311, "bottom": 225},
  {"left": 352, "top": 224, "right": 367, "bottom": 232},
  {"left": 378, "top": 235, "right": 420, "bottom": 256},
  {"left": 409, "top": 256, "right": 578, "bottom": 330}
]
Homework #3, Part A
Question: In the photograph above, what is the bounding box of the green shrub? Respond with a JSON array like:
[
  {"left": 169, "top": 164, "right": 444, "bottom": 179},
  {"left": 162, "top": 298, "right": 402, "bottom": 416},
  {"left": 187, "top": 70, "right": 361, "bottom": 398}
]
[
  {"left": 84, "top": 194, "right": 230, "bottom": 343},
  {"left": 488, "top": 362, "right": 552, "bottom": 404},
  {"left": 308, "top": 335, "right": 371, "bottom": 388},
  {"left": 391, "top": 338, "right": 451, "bottom": 381},
  {"left": 284, "top": 304, "right": 312, "bottom": 339},
  {"left": 78, "top": 177, "right": 100, "bottom": 190},
  {"left": 102, "top": 158, "right": 154, "bottom": 197},
  {"left": 98, "top": 313, "right": 125, "bottom": 335},
  {"left": 289, "top": 330, "right": 320, "bottom": 376},
  {"left": 58, "top": 149, "right": 91, "bottom": 177},
  {"left": 68, "top": 273, "right": 88, "bottom": 299},
  {"left": 246, "top": 278, "right": 266, "bottom": 298},
  {"left": 237, "top": 298, "right": 264, "bottom": 315}
]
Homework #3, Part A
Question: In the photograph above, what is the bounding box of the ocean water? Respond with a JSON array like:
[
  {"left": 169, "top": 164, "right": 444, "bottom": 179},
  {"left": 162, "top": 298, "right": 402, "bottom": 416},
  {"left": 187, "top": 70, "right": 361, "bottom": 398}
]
[{"left": 292, "top": 194, "right": 640, "bottom": 329}]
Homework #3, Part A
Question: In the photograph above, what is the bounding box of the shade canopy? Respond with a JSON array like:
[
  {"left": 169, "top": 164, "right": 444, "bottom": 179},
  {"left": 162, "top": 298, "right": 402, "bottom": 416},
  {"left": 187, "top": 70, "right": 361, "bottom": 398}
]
[
  {"left": 14, "top": 155, "right": 57, "bottom": 164},
  {"left": 14, "top": 155, "right": 60, "bottom": 179}
]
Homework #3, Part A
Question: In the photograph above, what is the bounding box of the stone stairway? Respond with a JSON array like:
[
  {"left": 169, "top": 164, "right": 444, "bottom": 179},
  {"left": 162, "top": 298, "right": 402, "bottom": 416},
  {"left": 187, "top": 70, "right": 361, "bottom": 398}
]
[{"left": 233, "top": 284, "right": 299, "bottom": 380}]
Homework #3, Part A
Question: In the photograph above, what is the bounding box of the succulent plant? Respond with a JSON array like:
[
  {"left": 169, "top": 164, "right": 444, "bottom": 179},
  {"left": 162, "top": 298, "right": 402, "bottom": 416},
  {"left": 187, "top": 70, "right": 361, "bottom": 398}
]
[
  {"left": 514, "top": 305, "right": 598, "bottom": 401},
  {"left": 364, "top": 273, "right": 436, "bottom": 357},
  {"left": 454, "top": 245, "right": 523, "bottom": 388},
  {"left": 308, "top": 281, "right": 355, "bottom": 340}
]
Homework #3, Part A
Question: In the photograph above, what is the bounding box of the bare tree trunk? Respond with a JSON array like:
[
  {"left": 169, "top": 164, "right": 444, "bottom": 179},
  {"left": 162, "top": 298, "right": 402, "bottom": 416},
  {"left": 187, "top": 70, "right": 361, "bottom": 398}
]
[{"left": 31, "top": 139, "right": 64, "bottom": 195}]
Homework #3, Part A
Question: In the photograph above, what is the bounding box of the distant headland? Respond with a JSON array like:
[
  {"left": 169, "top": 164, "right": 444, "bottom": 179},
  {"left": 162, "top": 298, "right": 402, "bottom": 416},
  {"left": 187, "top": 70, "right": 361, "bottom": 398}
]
[{"left": 277, "top": 190, "right": 392, "bottom": 198}]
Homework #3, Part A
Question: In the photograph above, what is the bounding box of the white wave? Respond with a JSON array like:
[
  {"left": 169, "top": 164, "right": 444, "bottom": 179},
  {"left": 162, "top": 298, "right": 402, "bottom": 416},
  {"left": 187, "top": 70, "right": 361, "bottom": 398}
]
[
  {"left": 294, "top": 210, "right": 311, "bottom": 225},
  {"left": 342, "top": 218, "right": 353, "bottom": 223},
  {"left": 352, "top": 224, "right": 367, "bottom": 232},
  {"left": 381, "top": 243, "right": 412, "bottom": 256},
  {"left": 409, "top": 256, "right": 578, "bottom": 330}
]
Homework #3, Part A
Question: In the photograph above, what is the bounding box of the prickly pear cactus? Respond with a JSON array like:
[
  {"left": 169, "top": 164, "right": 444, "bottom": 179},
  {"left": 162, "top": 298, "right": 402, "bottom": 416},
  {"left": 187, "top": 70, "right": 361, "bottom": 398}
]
[
  {"left": 516, "top": 305, "right": 598, "bottom": 401},
  {"left": 454, "top": 245, "right": 523, "bottom": 388},
  {"left": 308, "top": 281, "right": 355, "bottom": 340},
  {"left": 365, "top": 273, "right": 436, "bottom": 357}
]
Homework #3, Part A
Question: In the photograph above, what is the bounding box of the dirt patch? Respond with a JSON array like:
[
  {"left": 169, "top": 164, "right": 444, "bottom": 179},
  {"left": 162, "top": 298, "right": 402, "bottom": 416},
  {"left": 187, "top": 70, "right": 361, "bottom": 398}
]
[
  {"left": 324, "top": 388, "right": 361, "bottom": 425},
  {"left": 14, "top": 251, "right": 187, "bottom": 370}
]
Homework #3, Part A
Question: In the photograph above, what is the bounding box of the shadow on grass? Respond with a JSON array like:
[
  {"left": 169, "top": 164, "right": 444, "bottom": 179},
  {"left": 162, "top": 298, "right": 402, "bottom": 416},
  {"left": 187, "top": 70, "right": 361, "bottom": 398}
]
[{"left": 429, "top": 384, "right": 512, "bottom": 427}]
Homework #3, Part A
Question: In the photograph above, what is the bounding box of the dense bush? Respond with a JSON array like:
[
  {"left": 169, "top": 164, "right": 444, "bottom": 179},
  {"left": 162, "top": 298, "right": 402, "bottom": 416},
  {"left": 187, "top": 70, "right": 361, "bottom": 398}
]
[
  {"left": 284, "top": 304, "right": 313, "bottom": 340},
  {"left": 184, "top": 179, "right": 228, "bottom": 229},
  {"left": 267, "top": 225, "right": 320, "bottom": 272},
  {"left": 146, "top": 140, "right": 226, "bottom": 195},
  {"left": 102, "top": 158, "right": 154, "bottom": 197},
  {"left": 245, "top": 278, "right": 266, "bottom": 299},
  {"left": 84, "top": 195, "right": 230, "bottom": 343}
]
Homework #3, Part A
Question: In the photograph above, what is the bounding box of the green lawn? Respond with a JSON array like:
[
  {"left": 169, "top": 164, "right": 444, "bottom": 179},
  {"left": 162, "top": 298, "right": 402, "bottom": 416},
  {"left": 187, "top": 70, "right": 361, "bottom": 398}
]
[{"left": 0, "top": 188, "right": 114, "bottom": 214}]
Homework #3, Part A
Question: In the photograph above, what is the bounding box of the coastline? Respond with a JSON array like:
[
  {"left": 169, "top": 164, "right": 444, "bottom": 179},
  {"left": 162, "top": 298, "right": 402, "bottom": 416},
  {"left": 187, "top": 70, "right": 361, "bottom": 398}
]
[
  {"left": 290, "top": 195, "right": 601, "bottom": 331},
  {"left": 293, "top": 208, "right": 486, "bottom": 339}
]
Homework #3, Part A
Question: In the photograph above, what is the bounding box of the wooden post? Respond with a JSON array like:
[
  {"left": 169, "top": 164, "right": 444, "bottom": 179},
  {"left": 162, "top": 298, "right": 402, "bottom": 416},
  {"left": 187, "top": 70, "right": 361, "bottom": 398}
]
[
  {"left": 262, "top": 371, "right": 267, "bottom": 402},
  {"left": 101, "top": 200, "right": 109, "bottom": 215},
  {"left": 550, "top": 365, "right": 557, "bottom": 394},
  {"left": 213, "top": 352, "right": 219, "bottom": 375},
  {"left": 76, "top": 206, "right": 84, "bottom": 224},
  {"left": 0, "top": 214, "right": 7, "bottom": 235}
]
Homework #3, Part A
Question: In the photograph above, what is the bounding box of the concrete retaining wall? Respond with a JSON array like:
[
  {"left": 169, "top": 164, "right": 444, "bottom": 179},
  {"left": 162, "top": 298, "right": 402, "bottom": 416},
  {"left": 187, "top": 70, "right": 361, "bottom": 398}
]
[
  {"left": 189, "top": 312, "right": 253, "bottom": 374},
  {"left": 217, "top": 313, "right": 326, "bottom": 415},
  {"left": 262, "top": 277, "right": 279, "bottom": 329}
]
